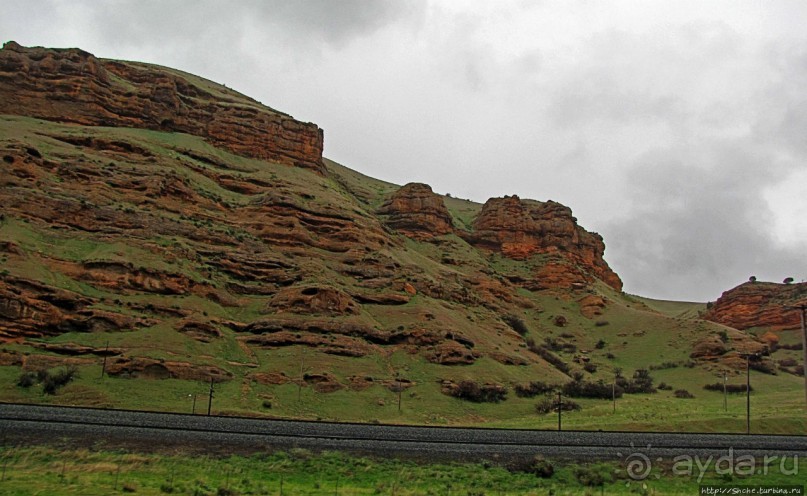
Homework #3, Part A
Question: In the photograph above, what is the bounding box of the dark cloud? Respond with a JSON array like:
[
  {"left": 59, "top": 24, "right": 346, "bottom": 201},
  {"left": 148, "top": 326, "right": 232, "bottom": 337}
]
[
  {"left": 604, "top": 139, "right": 804, "bottom": 301},
  {"left": 83, "top": 0, "right": 423, "bottom": 49}
]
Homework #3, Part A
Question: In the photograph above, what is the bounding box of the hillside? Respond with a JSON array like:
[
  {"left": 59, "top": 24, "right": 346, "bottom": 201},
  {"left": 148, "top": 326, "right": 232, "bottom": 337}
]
[{"left": 1, "top": 42, "right": 803, "bottom": 432}]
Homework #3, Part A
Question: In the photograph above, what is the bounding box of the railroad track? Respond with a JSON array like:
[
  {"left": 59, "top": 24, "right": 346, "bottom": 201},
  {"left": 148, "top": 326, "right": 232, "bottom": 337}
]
[{"left": 2, "top": 403, "right": 806, "bottom": 463}]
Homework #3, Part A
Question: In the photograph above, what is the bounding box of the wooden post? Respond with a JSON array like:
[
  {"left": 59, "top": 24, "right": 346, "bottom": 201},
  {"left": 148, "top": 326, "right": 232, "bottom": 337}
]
[
  {"left": 746, "top": 355, "right": 751, "bottom": 435},
  {"left": 723, "top": 374, "right": 727, "bottom": 412},
  {"left": 207, "top": 378, "right": 214, "bottom": 416},
  {"left": 100, "top": 340, "right": 109, "bottom": 379},
  {"left": 612, "top": 380, "right": 616, "bottom": 413},
  {"left": 298, "top": 349, "right": 305, "bottom": 403},
  {"left": 397, "top": 373, "right": 402, "bottom": 414},
  {"left": 801, "top": 306, "right": 807, "bottom": 412},
  {"left": 557, "top": 391, "right": 562, "bottom": 431}
]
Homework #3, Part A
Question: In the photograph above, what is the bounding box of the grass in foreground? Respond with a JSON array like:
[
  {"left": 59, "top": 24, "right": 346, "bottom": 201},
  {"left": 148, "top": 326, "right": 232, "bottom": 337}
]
[{"left": 0, "top": 446, "right": 804, "bottom": 495}]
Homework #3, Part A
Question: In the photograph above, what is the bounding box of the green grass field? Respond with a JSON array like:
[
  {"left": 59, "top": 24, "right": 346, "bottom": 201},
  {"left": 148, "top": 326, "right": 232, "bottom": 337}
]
[{"left": 1, "top": 445, "right": 804, "bottom": 495}]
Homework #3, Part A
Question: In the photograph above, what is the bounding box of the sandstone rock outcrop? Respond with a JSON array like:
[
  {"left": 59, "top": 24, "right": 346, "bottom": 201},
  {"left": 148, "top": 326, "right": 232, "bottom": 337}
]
[
  {"left": 378, "top": 183, "right": 454, "bottom": 239},
  {"left": 704, "top": 281, "right": 807, "bottom": 331},
  {"left": 466, "top": 196, "right": 622, "bottom": 290},
  {"left": 267, "top": 285, "right": 361, "bottom": 316},
  {"left": 0, "top": 42, "right": 324, "bottom": 172},
  {"left": 105, "top": 357, "right": 233, "bottom": 382},
  {"left": 0, "top": 276, "right": 153, "bottom": 340}
]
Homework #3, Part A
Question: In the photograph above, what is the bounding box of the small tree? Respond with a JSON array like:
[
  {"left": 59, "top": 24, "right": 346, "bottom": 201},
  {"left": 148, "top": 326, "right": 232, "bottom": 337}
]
[
  {"left": 784, "top": 277, "right": 794, "bottom": 284},
  {"left": 749, "top": 276, "right": 757, "bottom": 282}
]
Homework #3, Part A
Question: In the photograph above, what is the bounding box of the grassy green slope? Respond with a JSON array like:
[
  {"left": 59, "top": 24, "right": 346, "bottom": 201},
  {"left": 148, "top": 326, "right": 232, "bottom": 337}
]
[{"left": 0, "top": 113, "right": 802, "bottom": 434}]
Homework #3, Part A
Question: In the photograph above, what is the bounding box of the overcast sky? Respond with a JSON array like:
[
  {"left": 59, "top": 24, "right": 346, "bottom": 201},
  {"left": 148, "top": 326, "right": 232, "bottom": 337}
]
[{"left": 3, "top": 1, "right": 806, "bottom": 302}]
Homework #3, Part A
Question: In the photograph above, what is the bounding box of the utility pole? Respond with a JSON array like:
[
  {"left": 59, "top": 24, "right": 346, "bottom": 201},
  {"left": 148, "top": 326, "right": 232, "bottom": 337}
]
[
  {"left": 746, "top": 354, "right": 751, "bottom": 435},
  {"left": 99, "top": 340, "right": 109, "bottom": 379},
  {"left": 207, "top": 378, "right": 214, "bottom": 416},
  {"left": 800, "top": 305, "right": 807, "bottom": 412},
  {"left": 784, "top": 303, "right": 807, "bottom": 413},
  {"left": 723, "top": 374, "right": 727, "bottom": 412},
  {"left": 612, "top": 379, "right": 616, "bottom": 413},
  {"left": 298, "top": 349, "right": 305, "bottom": 403},
  {"left": 397, "top": 372, "right": 402, "bottom": 414}
]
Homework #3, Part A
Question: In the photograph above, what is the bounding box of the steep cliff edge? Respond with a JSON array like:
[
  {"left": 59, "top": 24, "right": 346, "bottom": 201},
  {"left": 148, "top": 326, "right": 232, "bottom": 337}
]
[
  {"left": 704, "top": 281, "right": 807, "bottom": 331},
  {"left": 377, "top": 183, "right": 454, "bottom": 239},
  {"left": 464, "top": 195, "right": 622, "bottom": 291},
  {"left": 0, "top": 41, "right": 324, "bottom": 172}
]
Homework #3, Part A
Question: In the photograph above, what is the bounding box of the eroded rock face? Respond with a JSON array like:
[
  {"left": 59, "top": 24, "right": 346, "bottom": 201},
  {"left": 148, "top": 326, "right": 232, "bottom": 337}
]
[
  {"left": 467, "top": 196, "right": 622, "bottom": 290},
  {"left": 0, "top": 42, "right": 324, "bottom": 172},
  {"left": 0, "top": 276, "right": 153, "bottom": 340},
  {"left": 378, "top": 183, "right": 454, "bottom": 239},
  {"left": 579, "top": 294, "right": 607, "bottom": 319},
  {"left": 703, "top": 281, "right": 807, "bottom": 331},
  {"left": 105, "top": 357, "right": 233, "bottom": 382},
  {"left": 690, "top": 329, "right": 769, "bottom": 371},
  {"left": 266, "top": 286, "right": 361, "bottom": 316}
]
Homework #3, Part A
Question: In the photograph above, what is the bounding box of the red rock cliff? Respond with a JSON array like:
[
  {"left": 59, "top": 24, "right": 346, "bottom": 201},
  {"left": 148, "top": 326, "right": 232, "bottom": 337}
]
[
  {"left": 0, "top": 41, "right": 324, "bottom": 172},
  {"left": 466, "top": 195, "right": 622, "bottom": 291},
  {"left": 378, "top": 183, "right": 454, "bottom": 239},
  {"left": 704, "top": 281, "right": 807, "bottom": 331}
]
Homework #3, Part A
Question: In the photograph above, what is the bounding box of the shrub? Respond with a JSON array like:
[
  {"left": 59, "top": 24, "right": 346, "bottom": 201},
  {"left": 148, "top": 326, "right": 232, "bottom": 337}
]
[
  {"left": 530, "top": 456, "right": 554, "bottom": 478},
  {"left": 595, "top": 339, "right": 606, "bottom": 349},
  {"left": 503, "top": 315, "right": 529, "bottom": 336},
  {"left": 450, "top": 380, "right": 508, "bottom": 403},
  {"left": 17, "top": 371, "right": 37, "bottom": 388},
  {"left": 535, "top": 395, "right": 581, "bottom": 414},
  {"left": 514, "top": 381, "right": 554, "bottom": 398},
  {"left": 605, "top": 352, "right": 616, "bottom": 360},
  {"left": 704, "top": 383, "right": 752, "bottom": 393},
  {"left": 780, "top": 343, "right": 804, "bottom": 351},
  {"left": 544, "top": 338, "right": 562, "bottom": 351},
  {"left": 674, "top": 389, "right": 694, "bottom": 398},
  {"left": 778, "top": 358, "right": 798, "bottom": 368},
  {"left": 528, "top": 341, "right": 571, "bottom": 375},
  {"left": 594, "top": 320, "right": 609, "bottom": 327},
  {"left": 657, "top": 382, "right": 672, "bottom": 391},
  {"left": 650, "top": 361, "right": 679, "bottom": 371},
  {"left": 749, "top": 358, "right": 777, "bottom": 375},
  {"left": 616, "top": 369, "right": 656, "bottom": 394},
  {"left": 563, "top": 379, "right": 622, "bottom": 399},
  {"left": 574, "top": 465, "right": 611, "bottom": 487},
  {"left": 583, "top": 362, "right": 597, "bottom": 373},
  {"left": 42, "top": 366, "right": 78, "bottom": 395}
]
